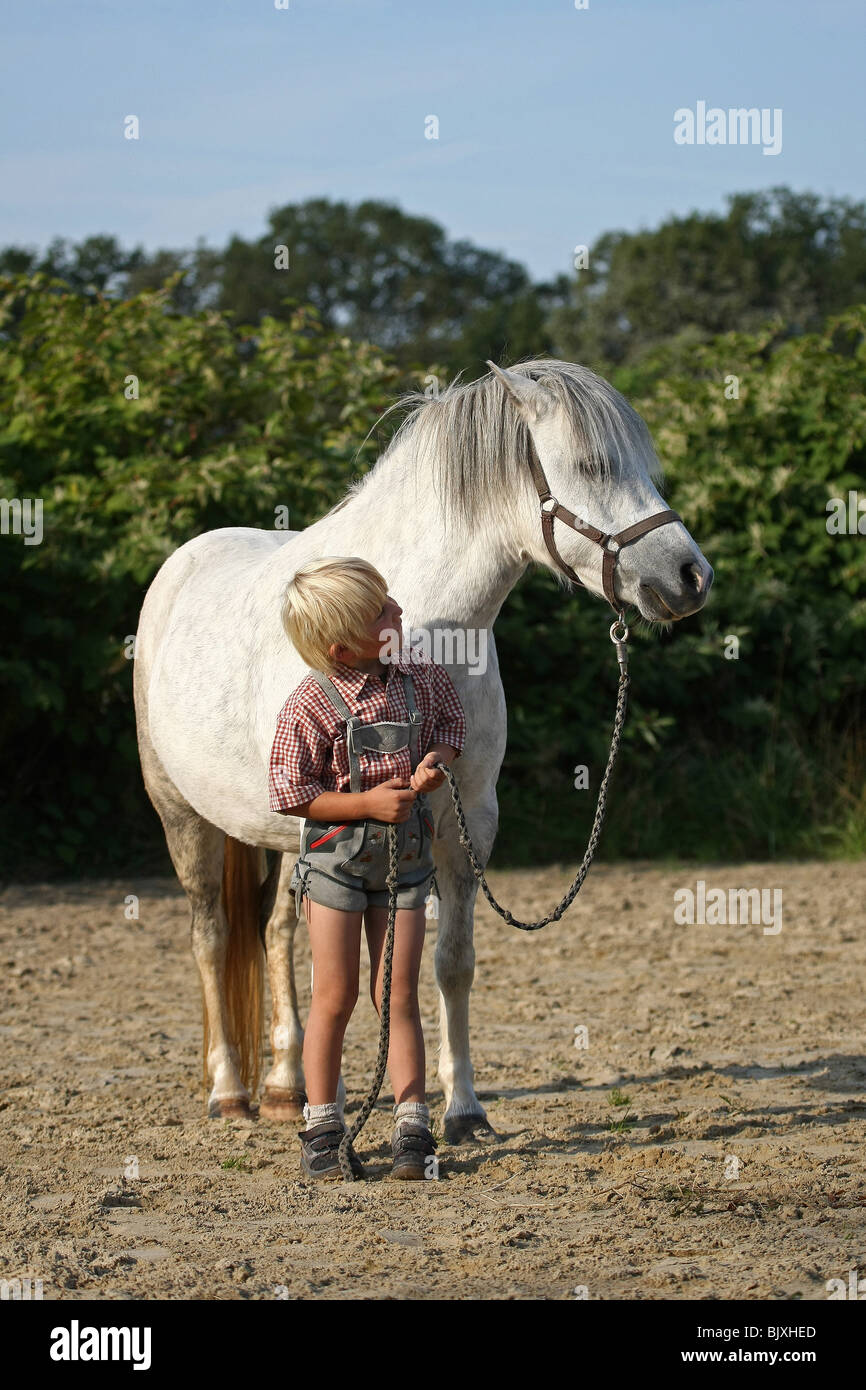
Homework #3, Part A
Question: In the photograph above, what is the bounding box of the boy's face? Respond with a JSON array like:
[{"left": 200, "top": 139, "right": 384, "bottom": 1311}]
[{"left": 330, "top": 594, "right": 403, "bottom": 667}]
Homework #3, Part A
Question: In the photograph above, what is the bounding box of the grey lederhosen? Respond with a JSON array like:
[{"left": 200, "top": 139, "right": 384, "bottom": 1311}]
[{"left": 289, "top": 668, "right": 439, "bottom": 915}]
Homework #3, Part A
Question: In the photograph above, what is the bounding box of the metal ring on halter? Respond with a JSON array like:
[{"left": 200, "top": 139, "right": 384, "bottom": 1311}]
[
  {"left": 540, "top": 495, "right": 558, "bottom": 514},
  {"left": 610, "top": 616, "right": 629, "bottom": 645}
]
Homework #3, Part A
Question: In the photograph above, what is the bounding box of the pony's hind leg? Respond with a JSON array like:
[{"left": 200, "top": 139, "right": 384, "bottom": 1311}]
[
  {"left": 173, "top": 811, "right": 257, "bottom": 1118},
  {"left": 135, "top": 583, "right": 261, "bottom": 1119},
  {"left": 137, "top": 727, "right": 257, "bottom": 1116},
  {"left": 260, "top": 853, "right": 306, "bottom": 1121}
]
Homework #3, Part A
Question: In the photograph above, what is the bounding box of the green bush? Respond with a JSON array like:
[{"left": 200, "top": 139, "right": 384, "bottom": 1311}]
[
  {"left": 495, "top": 308, "right": 866, "bottom": 864},
  {"left": 2, "top": 274, "right": 863, "bottom": 876},
  {"left": 0, "top": 275, "right": 402, "bottom": 875}
]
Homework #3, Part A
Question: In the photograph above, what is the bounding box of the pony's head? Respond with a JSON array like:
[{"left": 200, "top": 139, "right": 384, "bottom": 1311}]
[{"left": 486, "top": 360, "right": 712, "bottom": 621}]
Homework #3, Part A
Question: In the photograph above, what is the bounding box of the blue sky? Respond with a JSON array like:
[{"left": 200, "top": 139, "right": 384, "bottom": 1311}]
[{"left": 2, "top": 0, "right": 863, "bottom": 281}]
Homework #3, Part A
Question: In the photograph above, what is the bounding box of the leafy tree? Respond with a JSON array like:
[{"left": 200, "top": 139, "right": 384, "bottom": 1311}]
[
  {"left": 549, "top": 188, "right": 866, "bottom": 368},
  {"left": 8, "top": 187, "right": 864, "bottom": 383},
  {"left": 212, "top": 198, "right": 566, "bottom": 373},
  {"left": 0, "top": 234, "right": 147, "bottom": 296},
  {"left": 2, "top": 201, "right": 567, "bottom": 377},
  {"left": 124, "top": 240, "right": 224, "bottom": 317}
]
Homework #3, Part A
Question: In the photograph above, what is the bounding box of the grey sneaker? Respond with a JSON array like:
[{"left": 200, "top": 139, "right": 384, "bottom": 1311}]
[
  {"left": 389, "top": 1120, "right": 438, "bottom": 1181},
  {"left": 299, "top": 1122, "right": 366, "bottom": 1181}
]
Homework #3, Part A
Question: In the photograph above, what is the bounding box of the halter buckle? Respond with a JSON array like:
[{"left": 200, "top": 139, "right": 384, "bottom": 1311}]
[{"left": 539, "top": 496, "right": 558, "bottom": 515}]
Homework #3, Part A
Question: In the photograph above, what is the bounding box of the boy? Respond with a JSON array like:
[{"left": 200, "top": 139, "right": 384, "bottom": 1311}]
[{"left": 268, "top": 556, "right": 465, "bottom": 1180}]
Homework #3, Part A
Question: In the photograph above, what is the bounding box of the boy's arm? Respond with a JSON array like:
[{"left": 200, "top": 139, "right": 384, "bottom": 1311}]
[
  {"left": 408, "top": 662, "right": 466, "bottom": 791},
  {"left": 427, "top": 662, "right": 466, "bottom": 761},
  {"left": 268, "top": 697, "right": 371, "bottom": 819},
  {"left": 290, "top": 789, "right": 369, "bottom": 820}
]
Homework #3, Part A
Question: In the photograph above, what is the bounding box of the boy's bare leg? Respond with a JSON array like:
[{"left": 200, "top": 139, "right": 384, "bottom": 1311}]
[
  {"left": 364, "top": 905, "right": 427, "bottom": 1104},
  {"left": 303, "top": 897, "right": 363, "bottom": 1105}
]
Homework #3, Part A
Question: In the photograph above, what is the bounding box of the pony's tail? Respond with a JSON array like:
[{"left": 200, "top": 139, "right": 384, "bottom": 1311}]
[{"left": 202, "top": 838, "right": 265, "bottom": 1103}]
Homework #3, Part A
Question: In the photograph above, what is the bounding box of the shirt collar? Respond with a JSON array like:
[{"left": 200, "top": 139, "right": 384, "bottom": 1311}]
[{"left": 328, "top": 653, "right": 417, "bottom": 695}]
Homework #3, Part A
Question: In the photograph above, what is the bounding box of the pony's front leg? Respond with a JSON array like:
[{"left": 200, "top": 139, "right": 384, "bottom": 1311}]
[
  {"left": 434, "top": 792, "right": 500, "bottom": 1145},
  {"left": 260, "top": 856, "right": 306, "bottom": 1120}
]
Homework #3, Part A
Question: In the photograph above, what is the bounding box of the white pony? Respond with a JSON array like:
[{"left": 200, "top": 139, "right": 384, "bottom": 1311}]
[{"left": 133, "top": 359, "right": 712, "bottom": 1142}]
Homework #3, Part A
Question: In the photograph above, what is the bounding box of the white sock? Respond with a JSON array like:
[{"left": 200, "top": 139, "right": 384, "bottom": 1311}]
[
  {"left": 304, "top": 1101, "right": 343, "bottom": 1131},
  {"left": 393, "top": 1100, "right": 430, "bottom": 1131}
]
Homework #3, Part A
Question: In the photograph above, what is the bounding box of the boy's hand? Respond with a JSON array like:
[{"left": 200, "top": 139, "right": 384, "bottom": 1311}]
[
  {"left": 363, "top": 778, "right": 417, "bottom": 823},
  {"left": 410, "top": 752, "right": 448, "bottom": 793}
]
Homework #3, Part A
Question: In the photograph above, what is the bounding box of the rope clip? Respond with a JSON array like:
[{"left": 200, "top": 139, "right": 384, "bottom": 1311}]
[{"left": 609, "top": 612, "right": 630, "bottom": 677}]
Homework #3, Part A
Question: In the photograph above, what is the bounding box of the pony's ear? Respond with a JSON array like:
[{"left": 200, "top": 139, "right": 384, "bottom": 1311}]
[{"left": 486, "top": 361, "right": 553, "bottom": 422}]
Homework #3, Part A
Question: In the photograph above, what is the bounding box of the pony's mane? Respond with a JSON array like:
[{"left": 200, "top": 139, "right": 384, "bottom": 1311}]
[{"left": 324, "top": 357, "right": 660, "bottom": 529}]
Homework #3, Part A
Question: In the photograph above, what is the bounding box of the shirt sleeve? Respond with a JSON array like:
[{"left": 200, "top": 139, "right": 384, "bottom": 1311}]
[
  {"left": 268, "top": 687, "right": 331, "bottom": 813},
  {"left": 427, "top": 661, "right": 466, "bottom": 759}
]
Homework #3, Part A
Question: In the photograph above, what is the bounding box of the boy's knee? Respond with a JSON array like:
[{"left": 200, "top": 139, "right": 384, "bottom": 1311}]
[
  {"left": 316, "top": 988, "right": 358, "bottom": 1023},
  {"left": 373, "top": 983, "right": 417, "bottom": 1018}
]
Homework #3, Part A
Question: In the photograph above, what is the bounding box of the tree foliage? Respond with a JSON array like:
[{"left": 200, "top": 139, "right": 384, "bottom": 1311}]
[
  {"left": 549, "top": 188, "right": 866, "bottom": 368},
  {"left": 7, "top": 187, "right": 865, "bottom": 380},
  {"left": 0, "top": 201, "right": 568, "bottom": 377}
]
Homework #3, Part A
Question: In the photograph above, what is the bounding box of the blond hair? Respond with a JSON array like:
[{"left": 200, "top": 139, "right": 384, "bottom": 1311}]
[{"left": 280, "top": 557, "right": 389, "bottom": 673}]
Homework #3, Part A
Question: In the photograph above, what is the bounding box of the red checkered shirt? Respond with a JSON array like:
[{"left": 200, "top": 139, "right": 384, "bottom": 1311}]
[{"left": 268, "top": 652, "right": 466, "bottom": 813}]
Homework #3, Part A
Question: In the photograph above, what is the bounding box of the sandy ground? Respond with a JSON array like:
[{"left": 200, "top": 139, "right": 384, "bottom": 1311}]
[{"left": 1, "top": 858, "right": 865, "bottom": 1302}]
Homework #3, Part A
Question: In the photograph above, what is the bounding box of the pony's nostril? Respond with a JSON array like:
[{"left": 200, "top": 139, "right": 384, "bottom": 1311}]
[{"left": 682, "top": 561, "right": 707, "bottom": 593}]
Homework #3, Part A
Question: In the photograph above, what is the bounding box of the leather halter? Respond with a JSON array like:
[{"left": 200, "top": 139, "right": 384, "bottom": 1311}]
[{"left": 525, "top": 433, "right": 682, "bottom": 612}]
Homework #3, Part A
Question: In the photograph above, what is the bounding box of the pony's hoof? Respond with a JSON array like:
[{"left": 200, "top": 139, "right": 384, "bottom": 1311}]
[
  {"left": 208, "top": 1096, "right": 252, "bottom": 1120},
  {"left": 259, "top": 1087, "right": 307, "bottom": 1122},
  {"left": 444, "top": 1112, "right": 500, "bottom": 1146}
]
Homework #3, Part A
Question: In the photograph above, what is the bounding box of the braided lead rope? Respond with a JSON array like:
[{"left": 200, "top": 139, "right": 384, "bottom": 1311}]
[
  {"left": 339, "top": 618, "right": 631, "bottom": 1174},
  {"left": 435, "top": 669, "right": 629, "bottom": 931},
  {"left": 437, "top": 615, "right": 632, "bottom": 932},
  {"left": 337, "top": 821, "right": 400, "bottom": 1182}
]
